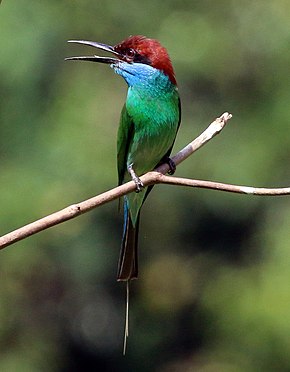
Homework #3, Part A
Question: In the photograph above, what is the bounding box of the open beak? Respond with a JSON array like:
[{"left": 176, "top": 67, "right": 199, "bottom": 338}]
[{"left": 65, "top": 40, "right": 121, "bottom": 64}]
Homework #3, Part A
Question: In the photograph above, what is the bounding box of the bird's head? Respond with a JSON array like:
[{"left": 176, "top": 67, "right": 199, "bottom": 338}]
[{"left": 66, "top": 35, "right": 176, "bottom": 86}]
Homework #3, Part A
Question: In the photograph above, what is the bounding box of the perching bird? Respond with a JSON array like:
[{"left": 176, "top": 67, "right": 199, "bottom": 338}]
[{"left": 66, "top": 35, "right": 181, "bottom": 350}]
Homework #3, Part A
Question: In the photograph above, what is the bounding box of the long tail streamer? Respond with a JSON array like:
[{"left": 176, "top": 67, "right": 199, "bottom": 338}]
[{"left": 123, "top": 280, "right": 130, "bottom": 355}]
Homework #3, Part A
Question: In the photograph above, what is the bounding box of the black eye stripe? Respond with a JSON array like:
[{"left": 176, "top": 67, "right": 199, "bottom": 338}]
[
  {"left": 114, "top": 45, "right": 152, "bottom": 65},
  {"left": 133, "top": 53, "right": 151, "bottom": 65}
]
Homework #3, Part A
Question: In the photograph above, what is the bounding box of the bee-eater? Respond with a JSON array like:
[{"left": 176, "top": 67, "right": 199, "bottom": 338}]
[
  {"left": 67, "top": 35, "right": 181, "bottom": 281},
  {"left": 66, "top": 36, "right": 181, "bottom": 350}
]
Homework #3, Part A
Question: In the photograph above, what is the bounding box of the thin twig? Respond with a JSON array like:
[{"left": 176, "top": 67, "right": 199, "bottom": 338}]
[
  {"left": 0, "top": 112, "right": 288, "bottom": 250},
  {"left": 156, "top": 175, "right": 290, "bottom": 195}
]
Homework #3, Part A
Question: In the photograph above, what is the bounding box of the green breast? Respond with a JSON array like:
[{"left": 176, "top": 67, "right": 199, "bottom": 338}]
[
  {"left": 118, "top": 72, "right": 181, "bottom": 226},
  {"left": 126, "top": 83, "right": 180, "bottom": 175}
]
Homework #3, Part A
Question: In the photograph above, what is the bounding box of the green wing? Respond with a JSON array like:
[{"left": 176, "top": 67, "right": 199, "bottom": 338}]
[{"left": 117, "top": 104, "right": 135, "bottom": 186}]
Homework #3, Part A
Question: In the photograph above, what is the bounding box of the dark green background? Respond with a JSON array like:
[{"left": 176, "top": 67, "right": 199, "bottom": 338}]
[{"left": 1, "top": 1, "right": 290, "bottom": 371}]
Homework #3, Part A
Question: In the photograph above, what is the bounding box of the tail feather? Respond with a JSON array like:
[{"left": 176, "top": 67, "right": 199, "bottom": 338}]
[{"left": 117, "top": 202, "right": 139, "bottom": 281}]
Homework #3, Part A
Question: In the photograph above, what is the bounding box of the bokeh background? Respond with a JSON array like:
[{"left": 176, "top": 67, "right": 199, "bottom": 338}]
[{"left": 1, "top": 1, "right": 290, "bottom": 371}]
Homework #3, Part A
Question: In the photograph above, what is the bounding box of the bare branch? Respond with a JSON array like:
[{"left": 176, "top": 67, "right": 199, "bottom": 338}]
[
  {"left": 156, "top": 111, "right": 232, "bottom": 174},
  {"left": 156, "top": 175, "right": 290, "bottom": 195},
  {"left": 0, "top": 112, "right": 289, "bottom": 251}
]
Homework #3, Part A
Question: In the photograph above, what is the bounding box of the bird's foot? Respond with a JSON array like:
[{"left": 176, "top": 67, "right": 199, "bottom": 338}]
[
  {"left": 128, "top": 164, "right": 144, "bottom": 193},
  {"left": 164, "top": 156, "right": 176, "bottom": 175}
]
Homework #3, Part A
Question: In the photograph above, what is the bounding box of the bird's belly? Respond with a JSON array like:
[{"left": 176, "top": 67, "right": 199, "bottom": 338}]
[
  {"left": 125, "top": 85, "right": 180, "bottom": 179},
  {"left": 127, "top": 122, "right": 176, "bottom": 176}
]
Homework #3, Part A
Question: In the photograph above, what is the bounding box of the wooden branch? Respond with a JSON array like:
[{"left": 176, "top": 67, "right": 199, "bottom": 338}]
[
  {"left": 156, "top": 175, "right": 290, "bottom": 195},
  {"left": 0, "top": 112, "right": 288, "bottom": 251}
]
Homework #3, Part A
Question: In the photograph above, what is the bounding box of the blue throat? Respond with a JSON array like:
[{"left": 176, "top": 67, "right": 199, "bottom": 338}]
[{"left": 112, "top": 61, "right": 175, "bottom": 92}]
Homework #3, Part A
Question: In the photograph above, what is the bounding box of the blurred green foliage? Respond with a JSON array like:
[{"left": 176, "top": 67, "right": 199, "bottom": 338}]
[{"left": 1, "top": 0, "right": 290, "bottom": 371}]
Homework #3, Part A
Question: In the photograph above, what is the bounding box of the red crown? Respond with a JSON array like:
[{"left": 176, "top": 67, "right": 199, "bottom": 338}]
[{"left": 114, "top": 35, "right": 177, "bottom": 85}]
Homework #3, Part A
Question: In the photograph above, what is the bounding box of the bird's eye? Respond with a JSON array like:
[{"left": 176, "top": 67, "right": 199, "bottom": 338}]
[{"left": 126, "top": 48, "right": 135, "bottom": 60}]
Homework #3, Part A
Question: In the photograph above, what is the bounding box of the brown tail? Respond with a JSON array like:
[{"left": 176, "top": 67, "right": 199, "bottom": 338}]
[{"left": 117, "top": 208, "right": 139, "bottom": 281}]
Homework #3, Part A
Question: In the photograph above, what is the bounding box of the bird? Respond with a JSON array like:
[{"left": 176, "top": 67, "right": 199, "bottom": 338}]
[{"left": 66, "top": 35, "right": 181, "bottom": 351}]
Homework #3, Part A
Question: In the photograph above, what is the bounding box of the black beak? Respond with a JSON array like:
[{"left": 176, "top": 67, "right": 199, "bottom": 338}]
[{"left": 65, "top": 40, "right": 121, "bottom": 64}]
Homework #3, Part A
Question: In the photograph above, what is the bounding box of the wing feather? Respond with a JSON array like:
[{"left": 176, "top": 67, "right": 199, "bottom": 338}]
[{"left": 117, "top": 105, "right": 135, "bottom": 185}]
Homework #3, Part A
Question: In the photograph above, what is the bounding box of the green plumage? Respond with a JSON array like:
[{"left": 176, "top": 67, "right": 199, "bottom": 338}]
[
  {"left": 117, "top": 69, "right": 181, "bottom": 280},
  {"left": 118, "top": 84, "right": 180, "bottom": 224}
]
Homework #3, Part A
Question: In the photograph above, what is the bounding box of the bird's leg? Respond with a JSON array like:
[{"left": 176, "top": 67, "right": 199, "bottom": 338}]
[
  {"left": 128, "top": 164, "right": 144, "bottom": 193},
  {"left": 164, "top": 156, "right": 176, "bottom": 175}
]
